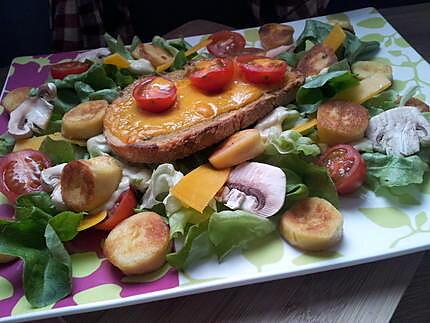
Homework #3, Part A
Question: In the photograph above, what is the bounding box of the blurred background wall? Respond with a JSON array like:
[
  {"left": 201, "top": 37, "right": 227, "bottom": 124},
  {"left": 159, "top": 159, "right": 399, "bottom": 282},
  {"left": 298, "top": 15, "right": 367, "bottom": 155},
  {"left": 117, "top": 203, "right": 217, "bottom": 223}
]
[{"left": 0, "top": 0, "right": 427, "bottom": 67}]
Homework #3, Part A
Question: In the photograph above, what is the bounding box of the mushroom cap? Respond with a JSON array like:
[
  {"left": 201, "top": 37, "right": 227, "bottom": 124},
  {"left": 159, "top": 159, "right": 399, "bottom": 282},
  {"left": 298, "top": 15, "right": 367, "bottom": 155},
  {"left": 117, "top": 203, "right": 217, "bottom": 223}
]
[{"left": 221, "top": 162, "right": 286, "bottom": 217}]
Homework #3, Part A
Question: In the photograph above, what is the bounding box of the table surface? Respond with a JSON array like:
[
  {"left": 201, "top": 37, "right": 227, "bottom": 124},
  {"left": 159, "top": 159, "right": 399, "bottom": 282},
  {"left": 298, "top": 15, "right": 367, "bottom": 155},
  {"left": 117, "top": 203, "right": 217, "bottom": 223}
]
[{"left": 2, "top": 3, "right": 426, "bottom": 323}]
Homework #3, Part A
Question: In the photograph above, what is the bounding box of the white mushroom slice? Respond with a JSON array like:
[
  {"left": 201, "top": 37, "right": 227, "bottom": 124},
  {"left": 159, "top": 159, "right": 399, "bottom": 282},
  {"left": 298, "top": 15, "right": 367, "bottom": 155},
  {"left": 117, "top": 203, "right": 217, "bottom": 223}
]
[
  {"left": 8, "top": 83, "right": 56, "bottom": 139},
  {"left": 41, "top": 163, "right": 67, "bottom": 210},
  {"left": 220, "top": 162, "right": 286, "bottom": 217},
  {"left": 366, "top": 106, "right": 430, "bottom": 156},
  {"left": 75, "top": 48, "right": 110, "bottom": 63},
  {"left": 265, "top": 44, "right": 295, "bottom": 58}
]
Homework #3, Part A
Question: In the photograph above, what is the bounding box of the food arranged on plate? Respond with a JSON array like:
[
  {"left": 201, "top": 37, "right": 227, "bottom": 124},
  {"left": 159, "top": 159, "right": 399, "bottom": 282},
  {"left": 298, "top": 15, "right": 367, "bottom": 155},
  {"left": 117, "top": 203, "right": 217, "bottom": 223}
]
[{"left": 1, "top": 18, "right": 430, "bottom": 309}]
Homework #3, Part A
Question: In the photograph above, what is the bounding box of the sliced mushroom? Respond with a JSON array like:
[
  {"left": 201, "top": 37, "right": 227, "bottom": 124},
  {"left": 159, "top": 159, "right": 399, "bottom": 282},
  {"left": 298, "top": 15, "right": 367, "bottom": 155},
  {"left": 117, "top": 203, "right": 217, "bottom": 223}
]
[
  {"left": 75, "top": 48, "right": 110, "bottom": 63},
  {"left": 265, "top": 44, "right": 295, "bottom": 58},
  {"left": 8, "top": 83, "right": 56, "bottom": 139},
  {"left": 366, "top": 106, "right": 430, "bottom": 156},
  {"left": 219, "top": 162, "right": 286, "bottom": 217},
  {"left": 41, "top": 163, "right": 67, "bottom": 210}
]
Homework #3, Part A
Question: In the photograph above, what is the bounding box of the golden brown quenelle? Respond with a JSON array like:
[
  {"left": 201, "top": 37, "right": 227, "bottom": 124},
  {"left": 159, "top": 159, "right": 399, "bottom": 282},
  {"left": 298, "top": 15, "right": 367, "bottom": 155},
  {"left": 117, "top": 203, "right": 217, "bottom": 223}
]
[{"left": 103, "top": 212, "right": 171, "bottom": 275}]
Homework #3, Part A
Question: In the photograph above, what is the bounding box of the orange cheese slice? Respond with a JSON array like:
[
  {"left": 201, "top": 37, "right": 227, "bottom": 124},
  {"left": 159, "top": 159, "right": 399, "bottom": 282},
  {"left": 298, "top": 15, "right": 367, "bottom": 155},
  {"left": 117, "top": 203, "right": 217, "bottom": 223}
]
[
  {"left": 171, "top": 164, "right": 230, "bottom": 213},
  {"left": 323, "top": 24, "right": 346, "bottom": 52},
  {"left": 77, "top": 211, "right": 108, "bottom": 231}
]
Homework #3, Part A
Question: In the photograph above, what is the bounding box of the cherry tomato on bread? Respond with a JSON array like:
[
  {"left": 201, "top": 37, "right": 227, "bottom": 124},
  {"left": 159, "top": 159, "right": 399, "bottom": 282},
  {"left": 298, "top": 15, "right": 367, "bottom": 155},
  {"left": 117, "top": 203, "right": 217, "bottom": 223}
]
[
  {"left": 133, "top": 76, "right": 177, "bottom": 113},
  {"left": 0, "top": 150, "right": 51, "bottom": 203},
  {"left": 317, "top": 144, "right": 366, "bottom": 195},
  {"left": 50, "top": 61, "right": 90, "bottom": 80},
  {"left": 207, "top": 31, "right": 246, "bottom": 57},
  {"left": 235, "top": 55, "right": 287, "bottom": 84},
  {"left": 95, "top": 188, "right": 137, "bottom": 231},
  {"left": 189, "top": 58, "right": 234, "bottom": 92}
]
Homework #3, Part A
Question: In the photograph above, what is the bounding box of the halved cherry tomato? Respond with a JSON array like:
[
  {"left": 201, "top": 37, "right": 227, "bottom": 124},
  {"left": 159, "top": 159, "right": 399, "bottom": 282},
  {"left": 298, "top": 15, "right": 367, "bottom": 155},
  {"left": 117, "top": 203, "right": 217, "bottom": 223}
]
[
  {"left": 0, "top": 150, "right": 51, "bottom": 203},
  {"left": 132, "top": 76, "right": 177, "bottom": 113},
  {"left": 317, "top": 144, "right": 367, "bottom": 195},
  {"left": 207, "top": 31, "right": 246, "bottom": 57},
  {"left": 50, "top": 61, "right": 91, "bottom": 80},
  {"left": 235, "top": 55, "right": 287, "bottom": 84},
  {"left": 95, "top": 188, "right": 137, "bottom": 231},
  {"left": 189, "top": 58, "right": 234, "bottom": 92}
]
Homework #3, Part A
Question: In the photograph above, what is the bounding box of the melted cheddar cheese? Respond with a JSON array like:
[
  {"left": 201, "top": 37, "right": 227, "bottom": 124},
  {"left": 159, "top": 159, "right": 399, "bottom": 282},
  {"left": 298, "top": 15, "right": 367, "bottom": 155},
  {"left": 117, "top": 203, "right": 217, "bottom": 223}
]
[{"left": 104, "top": 78, "right": 264, "bottom": 144}]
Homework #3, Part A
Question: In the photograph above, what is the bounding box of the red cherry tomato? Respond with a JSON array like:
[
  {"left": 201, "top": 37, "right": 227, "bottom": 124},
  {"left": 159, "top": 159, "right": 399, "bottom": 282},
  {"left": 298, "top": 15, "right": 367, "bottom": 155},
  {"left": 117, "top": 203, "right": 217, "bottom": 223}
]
[
  {"left": 317, "top": 144, "right": 367, "bottom": 195},
  {"left": 207, "top": 31, "right": 246, "bottom": 57},
  {"left": 95, "top": 188, "right": 137, "bottom": 231},
  {"left": 50, "top": 61, "right": 90, "bottom": 80},
  {"left": 0, "top": 150, "right": 51, "bottom": 203},
  {"left": 189, "top": 58, "right": 234, "bottom": 92},
  {"left": 132, "top": 76, "right": 177, "bottom": 113},
  {"left": 235, "top": 55, "right": 287, "bottom": 84}
]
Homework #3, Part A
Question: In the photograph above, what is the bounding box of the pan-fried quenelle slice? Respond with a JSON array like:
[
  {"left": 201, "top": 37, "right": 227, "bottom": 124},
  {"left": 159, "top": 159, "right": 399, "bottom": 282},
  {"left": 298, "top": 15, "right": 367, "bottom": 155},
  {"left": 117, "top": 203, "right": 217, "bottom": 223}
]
[{"left": 104, "top": 69, "right": 304, "bottom": 164}]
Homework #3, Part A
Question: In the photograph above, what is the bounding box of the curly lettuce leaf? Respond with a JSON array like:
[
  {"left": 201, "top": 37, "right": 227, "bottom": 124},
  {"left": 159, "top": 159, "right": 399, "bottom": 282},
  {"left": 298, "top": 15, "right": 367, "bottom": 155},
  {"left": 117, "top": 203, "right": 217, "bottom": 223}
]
[
  {"left": 167, "top": 210, "right": 276, "bottom": 269},
  {"left": 168, "top": 206, "right": 213, "bottom": 239},
  {"left": 296, "top": 71, "right": 359, "bottom": 111},
  {"left": 267, "top": 130, "right": 320, "bottom": 157},
  {"left": 138, "top": 164, "right": 183, "bottom": 216},
  {"left": 363, "top": 152, "right": 428, "bottom": 191},
  {"left": 254, "top": 106, "right": 301, "bottom": 138}
]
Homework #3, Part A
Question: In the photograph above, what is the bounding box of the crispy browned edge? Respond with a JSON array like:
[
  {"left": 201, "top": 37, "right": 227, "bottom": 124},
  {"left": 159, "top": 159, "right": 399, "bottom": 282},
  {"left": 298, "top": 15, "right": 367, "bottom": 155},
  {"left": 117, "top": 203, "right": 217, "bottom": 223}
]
[{"left": 104, "top": 69, "right": 305, "bottom": 164}]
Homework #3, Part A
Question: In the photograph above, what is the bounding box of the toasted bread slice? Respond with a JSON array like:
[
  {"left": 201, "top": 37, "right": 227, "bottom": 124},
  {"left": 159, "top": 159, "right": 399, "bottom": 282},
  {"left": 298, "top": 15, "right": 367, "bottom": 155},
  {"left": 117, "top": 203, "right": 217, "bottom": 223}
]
[{"left": 104, "top": 68, "right": 304, "bottom": 164}]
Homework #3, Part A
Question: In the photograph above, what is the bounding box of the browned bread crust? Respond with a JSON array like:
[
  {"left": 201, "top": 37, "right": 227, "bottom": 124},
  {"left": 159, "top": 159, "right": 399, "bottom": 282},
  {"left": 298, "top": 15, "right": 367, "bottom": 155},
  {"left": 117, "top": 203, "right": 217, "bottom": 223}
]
[{"left": 104, "top": 70, "right": 304, "bottom": 164}]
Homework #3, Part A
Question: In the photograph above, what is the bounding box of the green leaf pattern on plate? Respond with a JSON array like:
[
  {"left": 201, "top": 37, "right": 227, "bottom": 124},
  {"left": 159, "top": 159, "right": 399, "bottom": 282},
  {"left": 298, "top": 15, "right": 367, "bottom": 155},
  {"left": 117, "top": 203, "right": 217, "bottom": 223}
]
[
  {"left": 73, "top": 284, "right": 122, "bottom": 305},
  {"left": 359, "top": 208, "right": 430, "bottom": 247},
  {"left": 242, "top": 232, "right": 285, "bottom": 272},
  {"left": 358, "top": 17, "right": 386, "bottom": 29},
  {"left": 121, "top": 263, "right": 172, "bottom": 283},
  {"left": 292, "top": 251, "right": 342, "bottom": 266},
  {"left": 0, "top": 276, "right": 13, "bottom": 301},
  {"left": 11, "top": 296, "right": 54, "bottom": 315},
  {"left": 243, "top": 28, "right": 259, "bottom": 46},
  {"left": 71, "top": 252, "right": 104, "bottom": 278}
]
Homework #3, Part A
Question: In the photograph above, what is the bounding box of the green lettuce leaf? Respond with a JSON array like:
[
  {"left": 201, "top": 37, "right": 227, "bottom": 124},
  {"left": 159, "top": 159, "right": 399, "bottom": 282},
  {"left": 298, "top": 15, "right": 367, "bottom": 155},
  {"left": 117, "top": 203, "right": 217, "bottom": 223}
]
[
  {"left": 258, "top": 154, "right": 338, "bottom": 207},
  {"left": 48, "top": 211, "right": 84, "bottom": 241},
  {"left": 0, "top": 133, "right": 15, "bottom": 156},
  {"left": 15, "top": 192, "right": 57, "bottom": 220},
  {"left": 267, "top": 130, "right": 320, "bottom": 157},
  {"left": 39, "top": 136, "right": 88, "bottom": 165},
  {"left": 168, "top": 206, "right": 213, "bottom": 239},
  {"left": 363, "top": 152, "right": 428, "bottom": 191},
  {"left": 104, "top": 33, "right": 133, "bottom": 60},
  {"left": 296, "top": 71, "right": 359, "bottom": 110},
  {"left": 152, "top": 36, "right": 180, "bottom": 57},
  {"left": 295, "top": 20, "right": 379, "bottom": 62},
  {"left": 0, "top": 216, "right": 72, "bottom": 308},
  {"left": 363, "top": 89, "right": 398, "bottom": 116},
  {"left": 167, "top": 220, "right": 213, "bottom": 270},
  {"left": 208, "top": 210, "right": 276, "bottom": 260},
  {"left": 277, "top": 51, "right": 300, "bottom": 67}
]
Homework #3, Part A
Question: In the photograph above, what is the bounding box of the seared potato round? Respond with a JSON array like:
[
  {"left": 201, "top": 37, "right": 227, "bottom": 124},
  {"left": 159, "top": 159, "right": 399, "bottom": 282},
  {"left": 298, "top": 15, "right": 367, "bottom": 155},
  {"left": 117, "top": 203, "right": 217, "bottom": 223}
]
[
  {"left": 259, "top": 23, "right": 294, "bottom": 50},
  {"left": 297, "top": 44, "right": 337, "bottom": 77},
  {"left": 62, "top": 100, "right": 108, "bottom": 139},
  {"left": 61, "top": 156, "right": 122, "bottom": 212},
  {"left": 317, "top": 100, "right": 369, "bottom": 145},
  {"left": 2, "top": 87, "right": 31, "bottom": 112},
  {"left": 131, "top": 43, "right": 172, "bottom": 67},
  {"left": 279, "top": 197, "right": 343, "bottom": 251},
  {"left": 0, "top": 254, "right": 16, "bottom": 264},
  {"left": 103, "top": 212, "right": 171, "bottom": 275}
]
